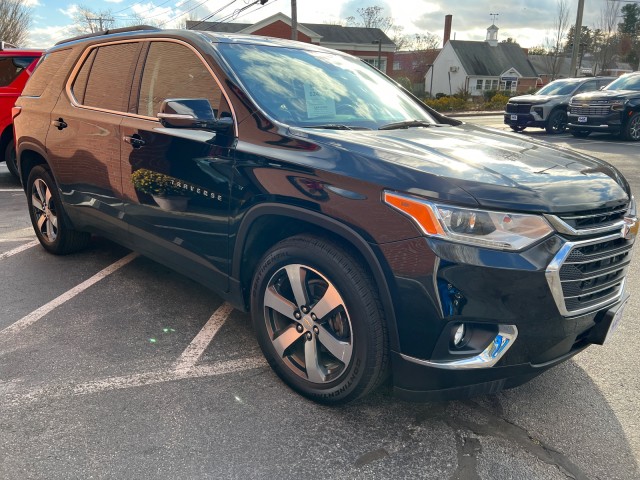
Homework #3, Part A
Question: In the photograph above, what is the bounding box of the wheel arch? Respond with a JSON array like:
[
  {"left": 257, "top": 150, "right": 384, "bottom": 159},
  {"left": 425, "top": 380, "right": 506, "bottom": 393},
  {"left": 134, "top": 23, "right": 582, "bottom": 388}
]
[
  {"left": 17, "top": 143, "right": 48, "bottom": 189},
  {"left": 233, "top": 203, "right": 401, "bottom": 351}
]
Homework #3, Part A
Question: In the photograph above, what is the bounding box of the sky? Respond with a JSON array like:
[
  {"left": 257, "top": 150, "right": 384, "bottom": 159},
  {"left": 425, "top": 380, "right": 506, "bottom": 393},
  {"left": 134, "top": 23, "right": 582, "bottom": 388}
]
[{"left": 24, "top": 0, "right": 609, "bottom": 49}]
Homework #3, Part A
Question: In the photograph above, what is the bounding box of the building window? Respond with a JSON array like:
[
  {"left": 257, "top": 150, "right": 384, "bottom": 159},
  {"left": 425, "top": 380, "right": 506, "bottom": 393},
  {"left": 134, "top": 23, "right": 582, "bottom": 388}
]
[
  {"left": 393, "top": 61, "right": 400, "bottom": 71},
  {"left": 491, "top": 79, "right": 498, "bottom": 90},
  {"left": 476, "top": 79, "right": 483, "bottom": 91},
  {"left": 362, "top": 57, "right": 387, "bottom": 72},
  {"left": 412, "top": 61, "right": 418, "bottom": 69}
]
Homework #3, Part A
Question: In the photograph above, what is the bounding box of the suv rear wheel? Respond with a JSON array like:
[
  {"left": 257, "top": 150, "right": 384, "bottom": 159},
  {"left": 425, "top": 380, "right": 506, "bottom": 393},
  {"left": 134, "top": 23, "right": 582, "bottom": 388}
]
[
  {"left": 4, "top": 138, "right": 19, "bottom": 179},
  {"left": 26, "top": 165, "right": 91, "bottom": 254},
  {"left": 545, "top": 109, "right": 567, "bottom": 134},
  {"left": 622, "top": 112, "right": 640, "bottom": 141},
  {"left": 251, "top": 235, "right": 389, "bottom": 404}
]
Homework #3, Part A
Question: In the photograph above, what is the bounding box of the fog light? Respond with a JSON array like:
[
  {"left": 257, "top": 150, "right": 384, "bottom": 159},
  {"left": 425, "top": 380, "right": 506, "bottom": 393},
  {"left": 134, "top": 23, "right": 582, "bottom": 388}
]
[{"left": 453, "top": 324, "right": 466, "bottom": 346}]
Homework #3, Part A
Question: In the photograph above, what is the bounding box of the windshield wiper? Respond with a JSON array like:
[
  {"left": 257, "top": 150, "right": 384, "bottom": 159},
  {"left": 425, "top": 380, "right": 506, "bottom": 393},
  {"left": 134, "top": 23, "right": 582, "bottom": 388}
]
[
  {"left": 305, "top": 124, "right": 354, "bottom": 130},
  {"left": 379, "top": 120, "right": 434, "bottom": 130}
]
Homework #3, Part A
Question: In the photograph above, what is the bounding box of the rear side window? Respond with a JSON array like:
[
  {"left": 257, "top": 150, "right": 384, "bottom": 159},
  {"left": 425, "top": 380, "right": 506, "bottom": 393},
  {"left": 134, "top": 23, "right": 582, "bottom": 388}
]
[
  {"left": 137, "top": 41, "right": 222, "bottom": 118},
  {"left": 73, "top": 42, "right": 141, "bottom": 112},
  {"left": 22, "top": 50, "right": 70, "bottom": 97},
  {"left": 0, "top": 55, "right": 38, "bottom": 87}
]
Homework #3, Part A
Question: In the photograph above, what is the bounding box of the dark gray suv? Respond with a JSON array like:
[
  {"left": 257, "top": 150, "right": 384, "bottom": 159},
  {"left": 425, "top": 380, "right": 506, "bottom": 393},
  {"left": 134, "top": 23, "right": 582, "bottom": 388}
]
[{"left": 505, "top": 77, "right": 614, "bottom": 134}]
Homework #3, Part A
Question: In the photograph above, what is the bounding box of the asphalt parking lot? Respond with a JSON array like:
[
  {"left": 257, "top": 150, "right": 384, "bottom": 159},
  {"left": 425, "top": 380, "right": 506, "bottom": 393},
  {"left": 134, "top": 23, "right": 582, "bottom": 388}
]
[{"left": 1, "top": 119, "right": 639, "bottom": 479}]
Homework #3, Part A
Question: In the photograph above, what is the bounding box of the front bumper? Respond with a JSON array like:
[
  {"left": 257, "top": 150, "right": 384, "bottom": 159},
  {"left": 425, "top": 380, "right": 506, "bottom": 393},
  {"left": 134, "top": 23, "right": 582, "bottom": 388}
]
[
  {"left": 380, "top": 227, "right": 634, "bottom": 401},
  {"left": 567, "top": 111, "right": 623, "bottom": 133},
  {"left": 503, "top": 113, "right": 545, "bottom": 128}
]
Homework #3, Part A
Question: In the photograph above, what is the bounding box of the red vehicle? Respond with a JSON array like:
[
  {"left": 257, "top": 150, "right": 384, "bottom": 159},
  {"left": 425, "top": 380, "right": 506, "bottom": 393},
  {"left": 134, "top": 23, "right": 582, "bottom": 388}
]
[{"left": 0, "top": 42, "right": 42, "bottom": 178}]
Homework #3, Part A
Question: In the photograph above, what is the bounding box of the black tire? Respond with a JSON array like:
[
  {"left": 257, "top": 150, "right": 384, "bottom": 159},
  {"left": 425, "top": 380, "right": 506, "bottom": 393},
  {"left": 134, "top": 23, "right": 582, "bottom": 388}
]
[
  {"left": 4, "top": 138, "right": 19, "bottom": 179},
  {"left": 250, "top": 234, "right": 389, "bottom": 404},
  {"left": 26, "top": 165, "right": 91, "bottom": 255},
  {"left": 510, "top": 126, "right": 525, "bottom": 132},
  {"left": 622, "top": 112, "right": 640, "bottom": 141},
  {"left": 545, "top": 109, "right": 567, "bottom": 134},
  {"left": 570, "top": 129, "right": 591, "bottom": 138}
]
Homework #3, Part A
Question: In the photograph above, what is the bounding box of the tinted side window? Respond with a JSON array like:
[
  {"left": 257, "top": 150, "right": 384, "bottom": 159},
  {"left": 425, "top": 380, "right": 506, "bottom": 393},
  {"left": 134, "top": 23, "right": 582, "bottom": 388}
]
[
  {"left": 138, "top": 41, "right": 221, "bottom": 118},
  {"left": 0, "top": 55, "right": 38, "bottom": 87},
  {"left": 71, "top": 49, "right": 96, "bottom": 105},
  {"left": 81, "top": 43, "right": 141, "bottom": 112},
  {"left": 574, "top": 81, "right": 598, "bottom": 94},
  {"left": 22, "top": 49, "right": 70, "bottom": 97}
]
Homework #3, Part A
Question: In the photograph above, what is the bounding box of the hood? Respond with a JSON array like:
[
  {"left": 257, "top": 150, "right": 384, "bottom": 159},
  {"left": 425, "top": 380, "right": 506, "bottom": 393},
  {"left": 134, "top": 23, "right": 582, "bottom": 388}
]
[
  {"left": 293, "top": 124, "right": 630, "bottom": 213},
  {"left": 509, "top": 94, "right": 558, "bottom": 104},
  {"left": 572, "top": 89, "right": 637, "bottom": 101}
]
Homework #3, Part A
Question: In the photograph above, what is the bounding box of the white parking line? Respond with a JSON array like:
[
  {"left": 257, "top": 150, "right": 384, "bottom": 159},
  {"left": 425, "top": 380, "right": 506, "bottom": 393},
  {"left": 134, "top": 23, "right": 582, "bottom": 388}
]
[
  {"left": 0, "top": 188, "right": 23, "bottom": 192},
  {"left": 1, "top": 357, "right": 266, "bottom": 408},
  {"left": 0, "top": 240, "right": 39, "bottom": 260},
  {"left": 0, "top": 252, "right": 139, "bottom": 337},
  {"left": 175, "top": 302, "right": 235, "bottom": 371}
]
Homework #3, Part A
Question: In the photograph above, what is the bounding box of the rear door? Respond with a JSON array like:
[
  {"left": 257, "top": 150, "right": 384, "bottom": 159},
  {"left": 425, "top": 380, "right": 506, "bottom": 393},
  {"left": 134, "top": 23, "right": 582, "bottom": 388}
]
[
  {"left": 45, "top": 41, "right": 143, "bottom": 236},
  {"left": 120, "top": 39, "right": 235, "bottom": 291}
]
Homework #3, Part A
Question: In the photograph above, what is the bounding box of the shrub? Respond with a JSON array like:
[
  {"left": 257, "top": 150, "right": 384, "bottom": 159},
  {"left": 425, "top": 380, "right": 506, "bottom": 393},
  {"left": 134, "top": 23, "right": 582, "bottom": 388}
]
[
  {"left": 488, "top": 93, "right": 510, "bottom": 110},
  {"left": 423, "top": 96, "right": 468, "bottom": 112},
  {"left": 131, "top": 169, "right": 187, "bottom": 197}
]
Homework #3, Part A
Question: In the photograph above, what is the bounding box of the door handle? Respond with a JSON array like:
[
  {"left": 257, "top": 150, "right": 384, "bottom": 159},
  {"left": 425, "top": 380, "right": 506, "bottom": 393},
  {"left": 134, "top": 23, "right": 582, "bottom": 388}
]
[
  {"left": 51, "top": 118, "right": 67, "bottom": 130},
  {"left": 123, "top": 134, "right": 145, "bottom": 148}
]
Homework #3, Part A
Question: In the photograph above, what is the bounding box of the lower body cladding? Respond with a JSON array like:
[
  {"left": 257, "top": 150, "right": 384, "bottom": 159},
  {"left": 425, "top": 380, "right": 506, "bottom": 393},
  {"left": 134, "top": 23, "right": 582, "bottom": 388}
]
[{"left": 380, "top": 231, "right": 633, "bottom": 401}]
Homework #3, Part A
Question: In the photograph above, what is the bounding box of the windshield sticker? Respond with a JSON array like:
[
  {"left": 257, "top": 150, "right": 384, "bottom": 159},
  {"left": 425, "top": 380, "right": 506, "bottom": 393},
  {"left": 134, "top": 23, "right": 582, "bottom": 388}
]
[{"left": 304, "top": 84, "right": 336, "bottom": 118}]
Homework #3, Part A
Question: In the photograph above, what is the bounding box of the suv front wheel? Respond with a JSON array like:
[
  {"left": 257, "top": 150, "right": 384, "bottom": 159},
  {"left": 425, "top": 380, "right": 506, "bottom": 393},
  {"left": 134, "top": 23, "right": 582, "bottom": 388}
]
[
  {"left": 251, "top": 235, "right": 389, "bottom": 404},
  {"left": 622, "top": 112, "right": 640, "bottom": 141},
  {"left": 545, "top": 109, "right": 567, "bottom": 134}
]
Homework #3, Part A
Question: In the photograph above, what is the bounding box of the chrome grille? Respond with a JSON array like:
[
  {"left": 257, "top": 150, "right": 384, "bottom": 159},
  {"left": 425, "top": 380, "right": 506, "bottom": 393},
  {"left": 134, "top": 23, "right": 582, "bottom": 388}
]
[
  {"left": 559, "top": 237, "right": 632, "bottom": 312},
  {"left": 547, "top": 233, "right": 633, "bottom": 316},
  {"left": 569, "top": 105, "right": 611, "bottom": 116},
  {"left": 557, "top": 204, "right": 627, "bottom": 231},
  {"left": 506, "top": 103, "right": 531, "bottom": 114}
]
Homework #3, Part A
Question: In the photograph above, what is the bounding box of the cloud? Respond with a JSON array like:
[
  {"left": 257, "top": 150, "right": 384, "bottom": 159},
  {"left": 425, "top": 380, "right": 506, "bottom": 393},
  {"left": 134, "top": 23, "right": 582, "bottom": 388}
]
[
  {"left": 23, "top": 0, "right": 41, "bottom": 6},
  {"left": 27, "top": 24, "right": 76, "bottom": 49},
  {"left": 59, "top": 4, "right": 79, "bottom": 19}
]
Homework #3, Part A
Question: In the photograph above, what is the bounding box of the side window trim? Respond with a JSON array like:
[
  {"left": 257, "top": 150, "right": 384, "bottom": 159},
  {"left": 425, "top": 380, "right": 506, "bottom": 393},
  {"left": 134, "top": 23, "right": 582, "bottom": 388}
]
[
  {"left": 128, "top": 41, "right": 150, "bottom": 115},
  {"left": 65, "top": 37, "right": 238, "bottom": 137}
]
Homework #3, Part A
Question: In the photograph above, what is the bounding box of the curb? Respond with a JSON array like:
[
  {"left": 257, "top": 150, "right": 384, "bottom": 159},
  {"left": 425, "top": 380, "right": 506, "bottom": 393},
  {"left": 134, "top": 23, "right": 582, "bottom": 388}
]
[{"left": 447, "top": 111, "right": 503, "bottom": 118}]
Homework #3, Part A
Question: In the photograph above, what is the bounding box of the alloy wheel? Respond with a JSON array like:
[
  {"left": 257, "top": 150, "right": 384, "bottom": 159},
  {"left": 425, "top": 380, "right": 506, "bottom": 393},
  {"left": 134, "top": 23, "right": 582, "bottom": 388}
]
[
  {"left": 31, "top": 178, "right": 58, "bottom": 242},
  {"left": 263, "top": 264, "right": 353, "bottom": 384}
]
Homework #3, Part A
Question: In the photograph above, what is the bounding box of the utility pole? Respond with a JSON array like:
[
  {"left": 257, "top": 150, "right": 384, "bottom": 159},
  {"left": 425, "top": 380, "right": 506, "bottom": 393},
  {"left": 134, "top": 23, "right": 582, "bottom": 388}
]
[
  {"left": 88, "top": 17, "right": 112, "bottom": 32},
  {"left": 569, "top": 0, "right": 585, "bottom": 77},
  {"left": 291, "top": 0, "right": 298, "bottom": 40}
]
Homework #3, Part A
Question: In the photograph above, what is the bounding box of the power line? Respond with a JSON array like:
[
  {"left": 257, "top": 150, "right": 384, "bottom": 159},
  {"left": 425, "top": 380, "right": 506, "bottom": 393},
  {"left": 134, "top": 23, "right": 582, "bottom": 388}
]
[
  {"left": 187, "top": 0, "right": 239, "bottom": 30},
  {"left": 198, "top": 0, "right": 268, "bottom": 31},
  {"left": 158, "top": 0, "right": 224, "bottom": 26}
]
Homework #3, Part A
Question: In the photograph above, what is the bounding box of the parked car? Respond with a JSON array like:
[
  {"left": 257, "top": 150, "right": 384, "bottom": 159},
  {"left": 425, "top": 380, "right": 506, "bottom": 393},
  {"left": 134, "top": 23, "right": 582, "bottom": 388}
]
[
  {"left": 0, "top": 42, "right": 42, "bottom": 178},
  {"left": 13, "top": 27, "right": 637, "bottom": 404},
  {"left": 568, "top": 72, "right": 640, "bottom": 140},
  {"left": 504, "top": 77, "right": 614, "bottom": 134}
]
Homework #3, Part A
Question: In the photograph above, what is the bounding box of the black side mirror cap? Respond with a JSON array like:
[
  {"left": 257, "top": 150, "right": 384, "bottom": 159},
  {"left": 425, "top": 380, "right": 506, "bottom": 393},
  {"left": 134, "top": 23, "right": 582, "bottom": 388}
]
[{"left": 158, "top": 98, "right": 233, "bottom": 132}]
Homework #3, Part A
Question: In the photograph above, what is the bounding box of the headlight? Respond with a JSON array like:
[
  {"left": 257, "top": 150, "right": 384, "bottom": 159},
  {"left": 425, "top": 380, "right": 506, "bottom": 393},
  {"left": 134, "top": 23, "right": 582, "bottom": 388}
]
[
  {"left": 611, "top": 100, "right": 625, "bottom": 111},
  {"left": 384, "top": 191, "right": 554, "bottom": 251}
]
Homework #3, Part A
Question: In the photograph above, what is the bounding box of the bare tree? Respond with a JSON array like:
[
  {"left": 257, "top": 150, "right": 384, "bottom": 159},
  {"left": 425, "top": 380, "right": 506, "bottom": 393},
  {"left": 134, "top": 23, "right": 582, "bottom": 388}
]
[
  {"left": 348, "top": 6, "right": 393, "bottom": 33},
  {"left": 72, "top": 5, "right": 115, "bottom": 34},
  {"left": 0, "top": 0, "right": 31, "bottom": 46},
  {"left": 543, "top": 0, "right": 571, "bottom": 80},
  {"left": 593, "top": 0, "right": 621, "bottom": 74}
]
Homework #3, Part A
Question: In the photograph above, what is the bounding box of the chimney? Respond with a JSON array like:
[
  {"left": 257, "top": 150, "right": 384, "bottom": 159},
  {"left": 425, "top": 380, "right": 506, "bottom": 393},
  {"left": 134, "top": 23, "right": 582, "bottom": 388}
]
[{"left": 443, "top": 15, "right": 452, "bottom": 46}]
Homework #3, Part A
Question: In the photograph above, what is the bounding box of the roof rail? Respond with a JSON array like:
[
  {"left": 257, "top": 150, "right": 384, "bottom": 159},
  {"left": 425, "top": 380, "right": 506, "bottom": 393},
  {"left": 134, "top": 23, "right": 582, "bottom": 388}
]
[
  {"left": 55, "top": 25, "right": 159, "bottom": 46},
  {"left": 0, "top": 41, "right": 18, "bottom": 50}
]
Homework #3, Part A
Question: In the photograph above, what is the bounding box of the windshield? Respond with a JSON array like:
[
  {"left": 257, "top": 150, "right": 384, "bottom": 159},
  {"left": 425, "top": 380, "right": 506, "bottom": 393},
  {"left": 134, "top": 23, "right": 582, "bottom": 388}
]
[
  {"left": 604, "top": 74, "right": 640, "bottom": 91},
  {"left": 217, "top": 43, "right": 436, "bottom": 129},
  {"left": 535, "top": 80, "right": 580, "bottom": 96}
]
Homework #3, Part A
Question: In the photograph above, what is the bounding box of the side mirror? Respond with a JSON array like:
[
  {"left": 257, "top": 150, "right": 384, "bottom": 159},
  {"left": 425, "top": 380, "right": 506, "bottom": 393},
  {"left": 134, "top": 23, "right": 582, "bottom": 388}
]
[{"left": 157, "top": 98, "right": 233, "bottom": 132}]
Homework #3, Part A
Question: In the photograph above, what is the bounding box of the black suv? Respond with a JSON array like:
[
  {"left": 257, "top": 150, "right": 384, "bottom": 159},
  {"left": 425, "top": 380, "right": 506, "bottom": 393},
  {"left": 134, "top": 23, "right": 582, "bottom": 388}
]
[
  {"left": 13, "top": 27, "right": 638, "bottom": 404},
  {"left": 568, "top": 72, "right": 640, "bottom": 140}
]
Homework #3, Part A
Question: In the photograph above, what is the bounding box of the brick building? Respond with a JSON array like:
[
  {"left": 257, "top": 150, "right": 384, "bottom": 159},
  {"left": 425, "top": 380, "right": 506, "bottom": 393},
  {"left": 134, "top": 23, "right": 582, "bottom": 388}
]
[{"left": 186, "top": 13, "right": 396, "bottom": 75}]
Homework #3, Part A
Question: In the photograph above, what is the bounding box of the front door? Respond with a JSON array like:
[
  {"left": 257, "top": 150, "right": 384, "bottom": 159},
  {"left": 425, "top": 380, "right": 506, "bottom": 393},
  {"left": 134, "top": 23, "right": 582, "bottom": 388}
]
[{"left": 121, "top": 40, "right": 234, "bottom": 292}]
